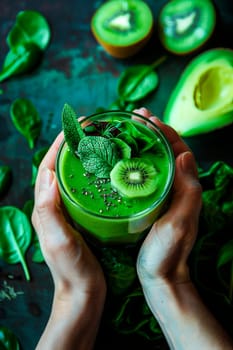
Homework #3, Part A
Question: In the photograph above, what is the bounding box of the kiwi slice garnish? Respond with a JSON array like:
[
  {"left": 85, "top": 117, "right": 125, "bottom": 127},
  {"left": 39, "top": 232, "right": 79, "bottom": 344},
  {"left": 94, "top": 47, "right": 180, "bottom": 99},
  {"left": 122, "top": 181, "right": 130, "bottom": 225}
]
[
  {"left": 91, "top": 0, "right": 154, "bottom": 58},
  {"left": 110, "top": 158, "right": 157, "bottom": 198}
]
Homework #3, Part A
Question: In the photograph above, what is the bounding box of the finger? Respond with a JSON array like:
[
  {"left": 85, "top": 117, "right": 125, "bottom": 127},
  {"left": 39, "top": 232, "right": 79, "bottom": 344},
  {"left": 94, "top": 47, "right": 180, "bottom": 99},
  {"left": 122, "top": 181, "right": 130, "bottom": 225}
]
[
  {"left": 166, "top": 151, "right": 202, "bottom": 223},
  {"left": 34, "top": 132, "right": 64, "bottom": 200},
  {"left": 147, "top": 151, "right": 202, "bottom": 267},
  {"left": 133, "top": 107, "right": 152, "bottom": 122},
  {"left": 32, "top": 167, "right": 76, "bottom": 247},
  {"left": 149, "top": 116, "right": 191, "bottom": 157},
  {"left": 32, "top": 167, "right": 60, "bottom": 235}
]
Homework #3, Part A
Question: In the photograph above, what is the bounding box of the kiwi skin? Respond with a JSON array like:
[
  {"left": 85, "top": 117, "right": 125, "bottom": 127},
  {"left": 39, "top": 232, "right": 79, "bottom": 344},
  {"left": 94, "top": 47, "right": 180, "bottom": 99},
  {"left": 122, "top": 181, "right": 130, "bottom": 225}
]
[
  {"left": 91, "top": 1, "right": 154, "bottom": 59},
  {"left": 91, "top": 27, "right": 153, "bottom": 59}
]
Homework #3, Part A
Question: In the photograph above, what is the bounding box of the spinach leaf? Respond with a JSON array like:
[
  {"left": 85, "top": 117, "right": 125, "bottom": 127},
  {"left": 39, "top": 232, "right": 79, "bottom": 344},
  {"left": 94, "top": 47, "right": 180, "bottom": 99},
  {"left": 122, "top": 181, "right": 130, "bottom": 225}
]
[
  {"left": 77, "top": 136, "right": 120, "bottom": 178},
  {"left": 109, "top": 98, "right": 138, "bottom": 112},
  {"left": 117, "top": 120, "right": 161, "bottom": 155},
  {"left": 188, "top": 161, "right": 233, "bottom": 338},
  {"left": 217, "top": 239, "right": 233, "bottom": 302},
  {"left": 23, "top": 199, "right": 44, "bottom": 263},
  {"left": 110, "top": 138, "right": 131, "bottom": 159},
  {"left": 0, "top": 326, "right": 20, "bottom": 350},
  {"left": 118, "top": 56, "right": 166, "bottom": 102},
  {"left": 31, "top": 239, "right": 44, "bottom": 263},
  {"left": 0, "top": 165, "right": 12, "bottom": 197},
  {"left": 100, "top": 247, "right": 136, "bottom": 295},
  {"left": 31, "top": 146, "right": 49, "bottom": 186},
  {"left": 0, "top": 206, "right": 32, "bottom": 281},
  {"left": 0, "top": 44, "right": 42, "bottom": 83},
  {"left": 0, "top": 10, "right": 50, "bottom": 82},
  {"left": 113, "top": 287, "right": 162, "bottom": 340},
  {"left": 7, "top": 10, "right": 50, "bottom": 50},
  {"left": 199, "top": 161, "right": 233, "bottom": 233},
  {"left": 10, "top": 98, "right": 42, "bottom": 149}
]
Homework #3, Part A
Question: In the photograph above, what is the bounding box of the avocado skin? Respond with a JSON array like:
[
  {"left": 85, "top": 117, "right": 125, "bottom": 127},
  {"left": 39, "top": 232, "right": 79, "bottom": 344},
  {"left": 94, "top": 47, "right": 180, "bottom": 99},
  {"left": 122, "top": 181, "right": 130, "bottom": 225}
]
[{"left": 164, "top": 48, "right": 233, "bottom": 137}]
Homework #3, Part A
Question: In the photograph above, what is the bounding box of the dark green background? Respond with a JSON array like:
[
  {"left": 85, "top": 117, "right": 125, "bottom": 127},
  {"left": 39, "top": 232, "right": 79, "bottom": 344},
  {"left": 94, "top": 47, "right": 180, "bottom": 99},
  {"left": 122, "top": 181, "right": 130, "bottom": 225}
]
[{"left": 0, "top": 1, "right": 232, "bottom": 349}]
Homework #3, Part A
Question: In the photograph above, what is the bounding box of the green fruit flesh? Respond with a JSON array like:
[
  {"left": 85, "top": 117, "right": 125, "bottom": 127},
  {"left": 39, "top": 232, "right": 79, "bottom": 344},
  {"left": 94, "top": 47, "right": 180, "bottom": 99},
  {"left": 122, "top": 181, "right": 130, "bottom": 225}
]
[
  {"left": 164, "top": 49, "right": 233, "bottom": 136},
  {"left": 110, "top": 158, "right": 157, "bottom": 198},
  {"left": 91, "top": 0, "right": 153, "bottom": 46},
  {"left": 158, "top": 0, "right": 216, "bottom": 54}
]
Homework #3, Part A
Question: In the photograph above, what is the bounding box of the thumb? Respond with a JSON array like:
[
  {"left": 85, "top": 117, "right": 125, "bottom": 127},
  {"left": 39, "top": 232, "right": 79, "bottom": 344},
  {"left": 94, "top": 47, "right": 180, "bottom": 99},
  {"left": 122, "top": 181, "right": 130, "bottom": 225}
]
[
  {"left": 32, "top": 167, "right": 65, "bottom": 238},
  {"left": 37, "top": 167, "right": 60, "bottom": 213}
]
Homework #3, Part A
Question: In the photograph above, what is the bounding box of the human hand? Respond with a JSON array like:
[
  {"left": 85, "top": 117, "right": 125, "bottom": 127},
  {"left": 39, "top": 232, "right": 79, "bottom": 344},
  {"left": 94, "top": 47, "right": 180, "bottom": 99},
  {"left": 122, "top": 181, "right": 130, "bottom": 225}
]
[
  {"left": 32, "top": 132, "right": 106, "bottom": 350},
  {"left": 134, "top": 108, "right": 202, "bottom": 287},
  {"left": 132, "top": 109, "right": 233, "bottom": 350}
]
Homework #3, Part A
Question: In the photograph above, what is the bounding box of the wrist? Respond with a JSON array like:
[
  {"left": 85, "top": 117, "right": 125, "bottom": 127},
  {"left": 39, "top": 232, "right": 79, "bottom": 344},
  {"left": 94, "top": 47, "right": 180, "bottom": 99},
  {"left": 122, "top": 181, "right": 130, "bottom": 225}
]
[
  {"left": 141, "top": 280, "right": 233, "bottom": 350},
  {"left": 36, "top": 281, "right": 106, "bottom": 350},
  {"left": 52, "top": 278, "right": 106, "bottom": 330}
]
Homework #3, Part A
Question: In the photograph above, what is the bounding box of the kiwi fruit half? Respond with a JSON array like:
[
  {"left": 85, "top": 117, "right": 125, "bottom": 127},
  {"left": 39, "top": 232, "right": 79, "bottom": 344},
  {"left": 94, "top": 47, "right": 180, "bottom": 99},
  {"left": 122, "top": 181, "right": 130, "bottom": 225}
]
[
  {"left": 158, "top": 0, "right": 216, "bottom": 55},
  {"left": 110, "top": 158, "right": 157, "bottom": 198},
  {"left": 91, "top": 0, "right": 154, "bottom": 58}
]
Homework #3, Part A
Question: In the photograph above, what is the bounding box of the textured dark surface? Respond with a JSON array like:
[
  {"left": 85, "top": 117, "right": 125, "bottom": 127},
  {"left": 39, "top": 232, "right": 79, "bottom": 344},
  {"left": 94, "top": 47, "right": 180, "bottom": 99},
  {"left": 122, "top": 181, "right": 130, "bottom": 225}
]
[{"left": 0, "top": 1, "right": 232, "bottom": 349}]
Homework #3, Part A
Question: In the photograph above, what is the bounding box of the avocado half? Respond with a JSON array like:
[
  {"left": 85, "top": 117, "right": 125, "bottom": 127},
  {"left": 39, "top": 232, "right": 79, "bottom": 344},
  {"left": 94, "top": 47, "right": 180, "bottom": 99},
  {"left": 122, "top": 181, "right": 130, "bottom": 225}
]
[
  {"left": 158, "top": 0, "right": 216, "bottom": 55},
  {"left": 164, "top": 48, "right": 233, "bottom": 136},
  {"left": 91, "top": 0, "right": 154, "bottom": 59}
]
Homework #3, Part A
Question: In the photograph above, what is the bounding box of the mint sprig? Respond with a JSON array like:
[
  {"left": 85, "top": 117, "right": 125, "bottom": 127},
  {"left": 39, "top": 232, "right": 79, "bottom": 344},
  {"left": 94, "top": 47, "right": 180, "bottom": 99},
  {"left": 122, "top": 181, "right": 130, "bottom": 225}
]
[
  {"left": 77, "top": 136, "right": 120, "bottom": 178},
  {"left": 62, "top": 104, "right": 121, "bottom": 178},
  {"left": 62, "top": 103, "right": 85, "bottom": 153}
]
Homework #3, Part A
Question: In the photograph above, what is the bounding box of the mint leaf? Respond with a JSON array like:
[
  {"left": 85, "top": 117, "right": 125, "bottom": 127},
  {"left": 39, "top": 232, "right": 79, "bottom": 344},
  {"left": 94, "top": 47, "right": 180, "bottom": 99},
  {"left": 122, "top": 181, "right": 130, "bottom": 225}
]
[
  {"left": 62, "top": 103, "right": 85, "bottom": 153},
  {"left": 77, "top": 136, "right": 120, "bottom": 178}
]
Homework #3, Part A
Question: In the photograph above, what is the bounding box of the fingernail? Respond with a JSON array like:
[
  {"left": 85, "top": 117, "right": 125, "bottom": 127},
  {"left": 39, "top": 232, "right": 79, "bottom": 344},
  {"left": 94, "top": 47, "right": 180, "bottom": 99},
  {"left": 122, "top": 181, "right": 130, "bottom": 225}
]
[
  {"left": 181, "top": 151, "right": 198, "bottom": 177},
  {"left": 149, "top": 116, "right": 161, "bottom": 123},
  {"left": 39, "top": 167, "right": 54, "bottom": 191},
  {"left": 134, "top": 107, "right": 152, "bottom": 117}
]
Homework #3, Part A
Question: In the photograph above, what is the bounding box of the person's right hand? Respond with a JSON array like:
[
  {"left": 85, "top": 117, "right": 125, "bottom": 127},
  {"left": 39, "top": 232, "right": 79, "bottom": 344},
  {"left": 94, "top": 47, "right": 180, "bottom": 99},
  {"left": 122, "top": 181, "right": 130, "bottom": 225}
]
[
  {"left": 134, "top": 108, "right": 233, "bottom": 350},
  {"left": 135, "top": 108, "right": 202, "bottom": 287}
]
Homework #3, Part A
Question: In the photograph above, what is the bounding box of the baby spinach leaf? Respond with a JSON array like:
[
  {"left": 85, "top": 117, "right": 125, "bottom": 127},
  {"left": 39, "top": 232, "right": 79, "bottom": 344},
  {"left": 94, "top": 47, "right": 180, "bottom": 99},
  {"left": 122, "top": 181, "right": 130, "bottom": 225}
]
[
  {"left": 0, "top": 165, "right": 12, "bottom": 197},
  {"left": 31, "top": 146, "right": 49, "bottom": 186},
  {"left": 217, "top": 240, "right": 233, "bottom": 302},
  {"left": 77, "top": 136, "right": 119, "bottom": 178},
  {"left": 0, "top": 206, "right": 32, "bottom": 281},
  {"left": 62, "top": 103, "right": 85, "bottom": 154},
  {"left": 23, "top": 199, "right": 44, "bottom": 263},
  {"left": 117, "top": 120, "right": 160, "bottom": 155},
  {"left": 0, "top": 326, "right": 20, "bottom": 350},
  {"left": 109, "top": 98, "right": 138, "bottom": 112},
  {"left": 10, "top": 98, "right": 42, "bottom": 149},
  {"left": 118, "top": 66, "right": 158, "bottom": 102},
  {"left": 100, "top": 247, "right": 136, "bottom": 295},
  {"left": 0, "top": 44, "right": 42, "bottom": 83},
  {"left": 199, "top": 161, "right": 233, "bottom": 234},
  {"left": 7, "top": 10, "right": 51, "bottom": 50},
  {"left": 118, "top": 56, "right": 166, "bottom": 102},
  {"left": 111, "top": 138, "right": 131, "bottom": 159},
  {"left": 118, "top": 131, "right": 139, "bottom": 155},
  {"left": 0, "top": 10, "right": 50, "bottom": 82},
  {"left": 31, "top": 240, "right": 44, "bottom": 263},
  {"left": 113, "top": 287, "right": 162, "bottom": 340}
]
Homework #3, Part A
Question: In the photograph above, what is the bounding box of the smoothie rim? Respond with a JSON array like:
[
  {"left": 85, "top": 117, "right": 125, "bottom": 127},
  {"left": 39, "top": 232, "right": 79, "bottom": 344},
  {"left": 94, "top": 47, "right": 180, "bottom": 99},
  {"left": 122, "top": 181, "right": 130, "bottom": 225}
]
[{"left": 55, "top": 110, "right": 175, "bottom": 220}]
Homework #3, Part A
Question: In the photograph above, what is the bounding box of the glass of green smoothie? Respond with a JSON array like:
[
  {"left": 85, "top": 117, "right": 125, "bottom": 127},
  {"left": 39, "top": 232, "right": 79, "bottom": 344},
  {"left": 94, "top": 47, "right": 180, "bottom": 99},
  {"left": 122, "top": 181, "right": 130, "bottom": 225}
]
[{"left": 56, "top": 106, "right": 175, "bottom": 246}]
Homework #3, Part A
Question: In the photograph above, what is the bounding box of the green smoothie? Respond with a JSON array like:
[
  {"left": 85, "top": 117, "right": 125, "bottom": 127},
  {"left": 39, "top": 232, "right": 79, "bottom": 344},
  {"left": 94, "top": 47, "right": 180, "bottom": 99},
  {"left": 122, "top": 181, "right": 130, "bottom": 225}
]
[{"left": 56, "top": 110, "right": 174, "bottom": 245}]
